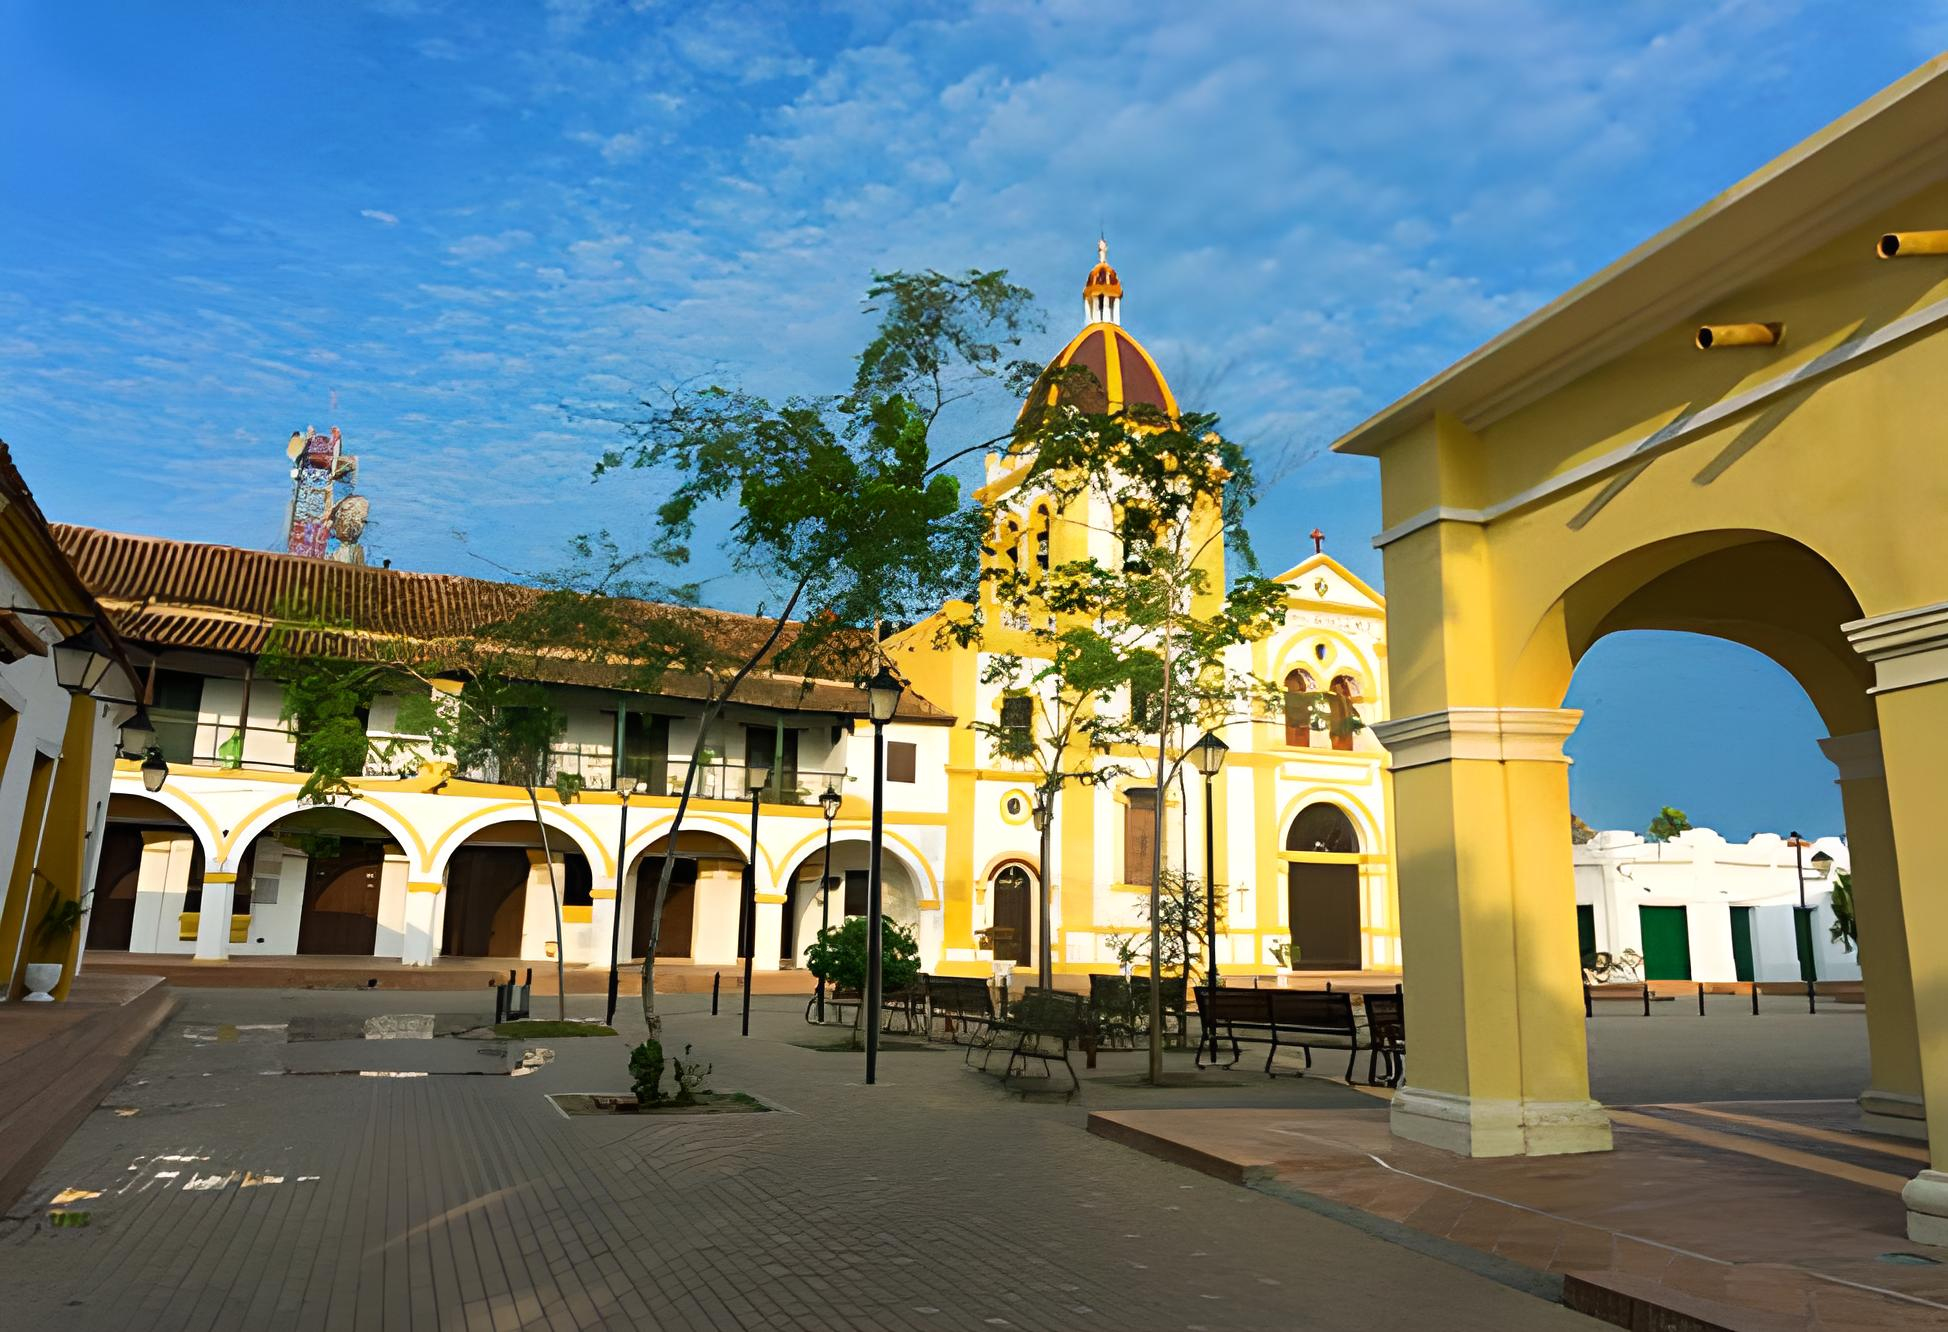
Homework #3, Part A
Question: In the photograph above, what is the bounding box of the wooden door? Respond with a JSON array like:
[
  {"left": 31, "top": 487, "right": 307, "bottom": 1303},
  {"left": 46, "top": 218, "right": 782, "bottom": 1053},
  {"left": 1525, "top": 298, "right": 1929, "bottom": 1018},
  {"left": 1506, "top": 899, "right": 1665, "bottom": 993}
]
[
  {"left": 990, "top": 868, "right": 1031, "bottom": 964},
  {"left": 442, "top": 847, "right": 530, "bottom": 957},
  {"left": 634, "top": 857, "right": 697, "bottom": 959},
  {"left": 86, "top": 825, "right": 146, "bottom": 951},
  {"left": 296, "top": 841, "right": 385, "bottom": 955},
  {"left": 1288, "top": 863, "right": 1362, "bottom": 970}
]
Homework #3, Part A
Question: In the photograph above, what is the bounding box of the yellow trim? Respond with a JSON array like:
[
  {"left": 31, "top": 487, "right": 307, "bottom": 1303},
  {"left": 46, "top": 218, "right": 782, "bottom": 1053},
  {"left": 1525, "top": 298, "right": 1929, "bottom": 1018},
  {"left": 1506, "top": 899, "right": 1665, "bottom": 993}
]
[
  {"left": 109, "top": 774, "right": 224, "bottom": 855},
  {"left": 406, "top": 881, "right": 444, "bottom": 894},
  {"left": 426, "top": 801, "right": 612, "bottom": 876},
  {"left": 178, "top": 912, "right": 251, "bottom": 943},
  {"left": 562, "top": 906, "right": 593, "bottom": 924},
  {"left": 917, "top": 898, "right": 941, "bottom": 911},
  {"left": 1273, "top": 788, "right": 1384, "bottom": 856},
  {"left": 590, "top": 887, "right": 616, "bottom": 900},
  {"left": 754, "top": 893, "right": 787, "bottom": 905},
  {"left": 202, "top": 872, "right": 238, "bottom": 884},
  {"left": 1269, "top": 552, "right": 1388, "bottom": 609},
  {"left": 998, "top": 788, "right": 1034, "bottom": 825},
  {"left": 216, "top": 793, "right": 430, "bottom": 869}
]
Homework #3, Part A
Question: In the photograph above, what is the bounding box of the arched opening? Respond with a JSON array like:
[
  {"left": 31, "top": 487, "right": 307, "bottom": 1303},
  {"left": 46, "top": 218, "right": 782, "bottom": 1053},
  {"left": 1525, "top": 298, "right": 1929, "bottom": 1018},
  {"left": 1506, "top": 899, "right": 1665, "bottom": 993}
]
[
  {"left": 234, "top": 807, "right": 406, "bottom": 956},
  {"left": 627, "top": 829, "right": 746, "bottom": 961},
  {"left": 1327, "top": 674, "right": 1359, "bottom": 751},
  {"left": 1285, "top": 802, "right": 1362, "bottom": 971},
  {"left": 441, "top": 820, "right": 594, "bottom": 960},
  {"left": 780, "top": 837, "right": 924, "bottom": 967},
  {"left": 987, "top": 862, "right": 1035, "bottom": 965},
  {"left": 1282, "top": 669, "right": 1316, "bottom": 746},
  {"left": 86, "top": 793, "right": 208, "bottom": 952}
]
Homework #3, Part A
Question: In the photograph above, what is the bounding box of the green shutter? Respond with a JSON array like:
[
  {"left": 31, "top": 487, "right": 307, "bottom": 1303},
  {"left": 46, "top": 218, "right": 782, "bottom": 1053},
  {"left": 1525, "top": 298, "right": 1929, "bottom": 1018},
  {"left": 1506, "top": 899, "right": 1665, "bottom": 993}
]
[{"left": 1638, "top": 906, "right": 1692, "bottom": 981}]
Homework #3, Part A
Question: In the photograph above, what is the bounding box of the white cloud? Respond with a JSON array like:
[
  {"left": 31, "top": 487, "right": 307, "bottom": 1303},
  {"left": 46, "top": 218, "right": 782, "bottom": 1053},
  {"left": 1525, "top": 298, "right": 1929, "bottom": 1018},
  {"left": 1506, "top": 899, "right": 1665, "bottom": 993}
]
[{"left": 359, "top": 209, "right": 400, "bottom": 225}]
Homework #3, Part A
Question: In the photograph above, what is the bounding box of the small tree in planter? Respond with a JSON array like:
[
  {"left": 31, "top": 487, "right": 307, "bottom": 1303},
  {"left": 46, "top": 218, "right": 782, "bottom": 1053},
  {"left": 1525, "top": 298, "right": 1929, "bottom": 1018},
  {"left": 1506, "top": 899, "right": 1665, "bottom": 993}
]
[{"left": 804, "top": 915, "right": 920, "bottom": 1049}]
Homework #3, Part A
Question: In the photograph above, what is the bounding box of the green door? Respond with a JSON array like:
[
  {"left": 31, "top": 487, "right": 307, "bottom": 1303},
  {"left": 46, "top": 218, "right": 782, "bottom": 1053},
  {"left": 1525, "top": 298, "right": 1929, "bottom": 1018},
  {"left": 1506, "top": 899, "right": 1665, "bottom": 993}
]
[
  {"left": 1729, "top": 907, "right": 1755, "bottom": 982},
  {"left": 1576, "top": 905, "right": 1597, "bottom": 966},
  {"left": 1793, "top": 908, "right": 1818, "bottom": 983},
  {"left": 1638, "top": 906, "right": 1692, "bottom": 980}
]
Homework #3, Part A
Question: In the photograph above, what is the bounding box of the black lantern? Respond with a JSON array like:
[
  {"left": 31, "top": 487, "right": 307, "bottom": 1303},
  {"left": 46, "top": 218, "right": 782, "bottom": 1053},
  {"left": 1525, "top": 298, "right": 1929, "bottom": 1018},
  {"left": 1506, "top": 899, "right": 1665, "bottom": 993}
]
[
  {"left": 140, "top": 746, "right": 169, "bottom": 793},
  {"left": 819, "top": 785, "right": 841, "bottom": 822},
  {"left": 51, "top": 625, "right": 113, "bottom": 695},
  {"left": 865, "top": 666, "right": 903, "bottom": 724},
  {"left": 1190, "top": 730, "right": 1230, "bottom": 777},
  {"left": 120, "top": 707, "right": 158, "bottom": 754}
]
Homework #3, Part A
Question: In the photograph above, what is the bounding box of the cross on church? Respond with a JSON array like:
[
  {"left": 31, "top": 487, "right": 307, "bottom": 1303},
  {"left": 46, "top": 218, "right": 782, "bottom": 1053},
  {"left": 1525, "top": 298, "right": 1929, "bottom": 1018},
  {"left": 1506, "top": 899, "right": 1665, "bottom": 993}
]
[{"left": 1310, "top": 528, "right": 1325, "bottom": 554}]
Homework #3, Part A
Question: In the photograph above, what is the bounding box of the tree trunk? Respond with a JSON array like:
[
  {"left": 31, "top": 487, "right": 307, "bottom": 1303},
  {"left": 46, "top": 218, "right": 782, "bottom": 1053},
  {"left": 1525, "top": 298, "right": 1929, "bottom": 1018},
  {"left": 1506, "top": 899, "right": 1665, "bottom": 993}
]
[
  {"left": 639, "top": 574, "right": 812, "bottom": 1040},
  {"left": 525, "top": 785, "right": 567, "bottom": 1021},
  {"left": 1148, "top": 637, "right": 1171, "bottom": 1085}
]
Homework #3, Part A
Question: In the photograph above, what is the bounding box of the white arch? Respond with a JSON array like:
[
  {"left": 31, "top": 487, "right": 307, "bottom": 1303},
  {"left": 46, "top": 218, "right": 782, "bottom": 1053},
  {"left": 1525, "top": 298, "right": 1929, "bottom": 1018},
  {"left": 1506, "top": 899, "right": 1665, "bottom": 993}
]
[
  {"left": 429, "top": 805, "right": 609, "bottom": 881},
  {"left": 1279, "top": 790, "right": 1379, "bottom": 854},
  {"left": 622, "top": 812, "right": 760, "bottom": 878},
  {"left": 106, "top": 782, "right": 222, "bottom": 865},
  {"left": 219, "top": 795, "right": 426, "bottom": 875}
]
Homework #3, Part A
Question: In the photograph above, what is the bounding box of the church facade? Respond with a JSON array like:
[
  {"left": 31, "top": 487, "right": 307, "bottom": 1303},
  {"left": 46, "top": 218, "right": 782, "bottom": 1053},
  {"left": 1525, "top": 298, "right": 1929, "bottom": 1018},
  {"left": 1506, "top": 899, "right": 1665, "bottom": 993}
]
[{"left": 65, "top": 249, "right": 1399, "bottom": 983}]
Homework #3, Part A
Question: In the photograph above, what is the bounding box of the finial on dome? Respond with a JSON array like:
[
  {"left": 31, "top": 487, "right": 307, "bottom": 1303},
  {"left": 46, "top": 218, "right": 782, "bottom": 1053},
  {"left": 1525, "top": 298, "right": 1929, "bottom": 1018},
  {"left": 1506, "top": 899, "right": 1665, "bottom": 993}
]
[{"left": 1083, "top": 236, "right": 1123, "bottom": 327}]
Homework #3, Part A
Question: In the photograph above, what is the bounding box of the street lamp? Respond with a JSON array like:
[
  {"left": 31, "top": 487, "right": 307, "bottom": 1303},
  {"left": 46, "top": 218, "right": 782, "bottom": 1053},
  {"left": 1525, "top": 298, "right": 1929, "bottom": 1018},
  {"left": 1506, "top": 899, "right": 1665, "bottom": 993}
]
[
  {"left": 119, "top": 706, "right": 158, "bottom": 755},
  {"left": 815, "top": 784, "right": 841, "bottom": 1023},
  {"left": 51, "top": 625, "right": 114, "bottom": 695},
  {"left": 140, "top": 746, "right": 169, "bottom": 793},
  {"left": 1190, "top": 731, "right": 1229, "bottom": 992},
  {"left": 1031, "top": 788, "right": 1053, "bottom": 990},
  {"left": 862, "top": 665, "right": 903, "bottom": 1085},
  {"left": 740, "top": 758, "right": 771, "bottom": 1037},
  {"left": 606, "top": 774, "right": 646, "bottom": 1027}
]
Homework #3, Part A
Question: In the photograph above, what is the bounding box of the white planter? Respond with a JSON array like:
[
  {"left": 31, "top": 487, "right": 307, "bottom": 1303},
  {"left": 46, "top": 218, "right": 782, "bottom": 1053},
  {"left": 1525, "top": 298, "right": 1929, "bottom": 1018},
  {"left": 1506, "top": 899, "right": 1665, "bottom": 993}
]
[
  {"left": 22, "top": 962, "right": 61, "bottom": 1002},
  {"left": 1276, "top": 966, "right": 1298, "bottom": 989}
]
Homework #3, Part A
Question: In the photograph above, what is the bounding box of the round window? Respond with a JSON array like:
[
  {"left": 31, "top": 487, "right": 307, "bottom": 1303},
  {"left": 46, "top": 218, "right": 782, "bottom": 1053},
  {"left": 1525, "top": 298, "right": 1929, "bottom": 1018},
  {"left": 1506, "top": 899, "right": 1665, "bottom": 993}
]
[{"left": 1005, "top": 795, "right": 1024, "bottom": 818}]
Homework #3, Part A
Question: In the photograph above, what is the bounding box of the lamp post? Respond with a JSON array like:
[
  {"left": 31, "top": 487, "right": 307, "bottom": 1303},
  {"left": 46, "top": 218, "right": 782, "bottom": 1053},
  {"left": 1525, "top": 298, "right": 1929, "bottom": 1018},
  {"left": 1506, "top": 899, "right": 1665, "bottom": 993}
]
[
  {"left": 740, "top": 759, "right": 771, "bottom": 1037},
  {"left": 1031, "top": 788, "right": 1053, "bottom": 990},
  {"left": 1190, "top": 732, "right": 1229, "bottom": 992},
  {"left": 863, "top": 665, "right": 904, "bottom": 1085},
  {"left": 1790, "top": 830, "right": 1808, "bottom": 910},
  {"left": 606, "top": 775, "right": 645, "bottom": 1027},
  {"left": 140, "top": 746, "right": 169, "bottom": 793},
  {"left": 815, "top": 784, "right": 841, "bottom": 1023}
]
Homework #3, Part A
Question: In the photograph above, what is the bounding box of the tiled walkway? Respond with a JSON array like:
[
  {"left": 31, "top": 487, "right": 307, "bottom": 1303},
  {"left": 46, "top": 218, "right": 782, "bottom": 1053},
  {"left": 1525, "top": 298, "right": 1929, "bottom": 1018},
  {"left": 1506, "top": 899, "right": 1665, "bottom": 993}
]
[
  {"left": 1091, "top": 1095, "right": 1947, "bottom": 1329},
  {"left": 0, "top": 988, "right": 1596, "bottom": 1331}
]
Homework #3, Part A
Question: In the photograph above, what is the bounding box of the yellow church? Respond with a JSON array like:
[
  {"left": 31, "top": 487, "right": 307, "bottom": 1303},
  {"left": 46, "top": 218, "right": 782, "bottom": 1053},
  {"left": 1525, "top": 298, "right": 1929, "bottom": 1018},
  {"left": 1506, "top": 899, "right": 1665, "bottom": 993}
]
[{"left": 888, "top": 244, "right": 1399, "bottom": 982}]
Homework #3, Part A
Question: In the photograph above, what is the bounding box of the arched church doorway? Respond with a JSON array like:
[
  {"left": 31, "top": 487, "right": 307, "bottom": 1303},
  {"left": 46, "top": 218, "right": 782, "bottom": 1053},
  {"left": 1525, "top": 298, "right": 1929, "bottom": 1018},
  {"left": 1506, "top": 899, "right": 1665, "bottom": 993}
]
[
  {"left": 1286, "top": 802, "right": 1362, "bottom": 971},
  {"left": 988, "top": 863, "right": 1033, "bottom": 965}
]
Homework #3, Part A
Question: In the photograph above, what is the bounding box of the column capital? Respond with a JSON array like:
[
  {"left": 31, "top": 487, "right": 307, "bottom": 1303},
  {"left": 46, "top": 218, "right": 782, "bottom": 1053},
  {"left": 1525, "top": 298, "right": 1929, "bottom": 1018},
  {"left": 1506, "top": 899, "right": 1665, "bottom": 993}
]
[
  {"left": 1373, "top": 706, "right": 1581, "bottom": 771},
  {"left": 1843, "top": 600, "right": 1948, "bottom": 694},
  {"left": 1817, "top": 729, "right": 1884, "bottom": 782}
]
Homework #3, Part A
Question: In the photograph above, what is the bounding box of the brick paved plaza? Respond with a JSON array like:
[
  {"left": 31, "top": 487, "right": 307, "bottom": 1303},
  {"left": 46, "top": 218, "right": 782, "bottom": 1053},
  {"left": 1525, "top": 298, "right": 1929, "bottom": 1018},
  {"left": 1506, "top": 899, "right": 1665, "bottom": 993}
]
[{"left": 0, "top": 986, "right": 1610, "bottom": 1330}]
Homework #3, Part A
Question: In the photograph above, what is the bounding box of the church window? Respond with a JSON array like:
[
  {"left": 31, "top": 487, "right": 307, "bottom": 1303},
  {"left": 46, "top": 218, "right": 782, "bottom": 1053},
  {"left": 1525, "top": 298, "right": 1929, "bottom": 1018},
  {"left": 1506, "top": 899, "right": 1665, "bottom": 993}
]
[
  {"left": 1282, "top": 668, "right": 1316, "bottom": 747},
  {"left": 1328, "top": 675, "right": 1358, "bottom": 751},
  {"left": 1124, "top": 788, "right": 1158, "bottom": 887},
  {"left": 999, "top": 694, "right": 1033, "bottom": 756}
]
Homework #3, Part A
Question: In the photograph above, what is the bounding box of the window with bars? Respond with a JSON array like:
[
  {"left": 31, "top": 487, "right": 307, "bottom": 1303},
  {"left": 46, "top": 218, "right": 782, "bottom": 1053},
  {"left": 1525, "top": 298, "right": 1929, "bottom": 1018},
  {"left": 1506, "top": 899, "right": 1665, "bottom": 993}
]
[{"left": 1124, "top": 788, "right": 1158, "bottom": 887}]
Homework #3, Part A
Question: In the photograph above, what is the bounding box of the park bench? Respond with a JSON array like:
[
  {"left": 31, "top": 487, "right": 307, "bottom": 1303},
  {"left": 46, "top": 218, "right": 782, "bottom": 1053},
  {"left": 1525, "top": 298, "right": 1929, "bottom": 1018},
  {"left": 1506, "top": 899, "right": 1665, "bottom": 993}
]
[
  {"left": 1089, "top": 974, "right": 1137, "bottom": 1048},
  {"left": 1193, "top": 986, "right": 1375, "bottom": 1083},
  {"left": 1130, "top": 975, "right": 1188, "bottom": 1046},
  {"left": 1362, "top": 989, "right": 1405, "bottom": 1087},
  {"left": 926, "top": 975, "right": 998, "bottom": 1044},
  {"left": 972, "top": 987, "right": 1089, "bottom": 1094}
]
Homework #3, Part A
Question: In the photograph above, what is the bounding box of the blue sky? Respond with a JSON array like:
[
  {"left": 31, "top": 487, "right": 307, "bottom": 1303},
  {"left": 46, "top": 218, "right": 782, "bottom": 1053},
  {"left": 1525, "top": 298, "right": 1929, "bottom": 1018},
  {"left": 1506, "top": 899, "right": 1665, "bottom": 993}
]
[{"left": 5, "top": 1, "right": 1942, "bottom": 837}]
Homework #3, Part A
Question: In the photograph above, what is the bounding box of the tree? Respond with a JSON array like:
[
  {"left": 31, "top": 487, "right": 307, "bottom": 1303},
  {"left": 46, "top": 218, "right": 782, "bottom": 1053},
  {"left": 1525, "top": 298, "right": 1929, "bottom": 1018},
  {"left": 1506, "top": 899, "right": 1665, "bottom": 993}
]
[
  {"left": 803, "top": 915, "right": 921, "bottom": 1048},
  {"left": 600, "top": 268, "right": 1036, "bottom": 1040},
  {"left": 1648, "top": 806, "right": 1692, "bottom": 842},
  {"left": 1570, "top": 813, "right": 1596, "bottom": 845},
  {"left": 952, "top": 364, "right": 1289, "bottom": 1083},
  {"left": 1829, "top": 870, "right": 1857, "bottom": 952}
]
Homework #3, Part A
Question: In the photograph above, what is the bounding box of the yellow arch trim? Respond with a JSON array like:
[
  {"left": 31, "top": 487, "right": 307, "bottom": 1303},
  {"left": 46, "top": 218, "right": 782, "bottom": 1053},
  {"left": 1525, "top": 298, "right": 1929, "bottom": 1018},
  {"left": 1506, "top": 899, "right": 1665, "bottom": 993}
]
[
  {"left": 978, "top": 851, "right": 1039, "bottom": 884},
  {"left": 1274, "top": 787, "right": 1384, "bottom": 856},
  {"left": 623, "top": 813, "right": 770, "bottom": 879},
  {"left": 218, "top": 793, "right": 431, "bottom": 870},
  {"left": 112, "top": 779, "right": 224, "bottom": 859},
  {"left": 1272, "top": 627, "right": 1377, "bottom": 702},
  {"left": 428, "top": 801, "right": 614, "bottom": 876},
  {"left": 767, "top": 824, "right": 940, "bottom": 899}
]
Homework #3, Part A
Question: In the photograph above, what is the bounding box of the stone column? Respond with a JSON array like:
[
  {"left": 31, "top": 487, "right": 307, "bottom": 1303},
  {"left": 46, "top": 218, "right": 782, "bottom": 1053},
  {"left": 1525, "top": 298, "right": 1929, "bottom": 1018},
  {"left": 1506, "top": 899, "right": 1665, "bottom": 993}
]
[
  {"left": 401, "top": 881, "right": 443, "bottom": 966},
  {"left": 192, "top": 872, "right": 235, "bottom": 962},
  {"left": 1374, "top": 706, "right": 1611, "bottom": 1158},
  {"left": 1817, "top": 730, "right": 1924, "bottom": 1138}
]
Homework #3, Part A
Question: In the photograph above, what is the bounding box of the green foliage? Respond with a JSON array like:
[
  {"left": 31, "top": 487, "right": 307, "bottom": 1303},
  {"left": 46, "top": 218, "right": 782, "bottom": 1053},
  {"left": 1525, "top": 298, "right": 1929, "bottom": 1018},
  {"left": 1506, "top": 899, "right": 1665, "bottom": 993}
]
[
  {"left": 803, "top": 915, "right": 922, "bottom": 993},
  {"left": 1129, "top": 869, "right": 1228, "bottom": 974},
  {"left": 1648, "top": 806, "right": 1692, "bottom": 842},
  {"left": 670, "top": 1044, "right": 712, "bottom": 1105},
  {"left": 36, "top": 884, "right": 85, "bottom": 944},
  {"left": 1268, "top": 940, "right": 1301, "bottom": 968},
  {"left": 1829, "top": 870, "right": 1857, "bottom": 952},
  {"left": 628, "top": 1039, "right": 665, "bottom": 1105},
  {"left": 1570, "top": 813, "right": 1596, "bottom": 845}
]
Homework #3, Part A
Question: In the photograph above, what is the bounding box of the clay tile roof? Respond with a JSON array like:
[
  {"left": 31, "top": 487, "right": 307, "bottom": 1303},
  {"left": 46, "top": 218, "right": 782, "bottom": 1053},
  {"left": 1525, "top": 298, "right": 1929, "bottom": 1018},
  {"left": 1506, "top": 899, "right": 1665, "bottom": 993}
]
[{"left": 50, "top": 525, "right": 953, "bottom": 724}]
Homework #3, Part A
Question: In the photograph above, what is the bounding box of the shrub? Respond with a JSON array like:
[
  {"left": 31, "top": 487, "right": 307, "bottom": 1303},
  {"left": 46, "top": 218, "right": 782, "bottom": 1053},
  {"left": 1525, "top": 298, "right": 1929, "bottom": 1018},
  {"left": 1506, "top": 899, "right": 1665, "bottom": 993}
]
[
  {"left": 628, "top": 1039, "right": 665, "bottom": 1106},
  {"left": 670, "top": 1044, "right": 712, "bottom": 1105},
  {"left": 804, "top": 915, "right": 921, "bottom": 993}
]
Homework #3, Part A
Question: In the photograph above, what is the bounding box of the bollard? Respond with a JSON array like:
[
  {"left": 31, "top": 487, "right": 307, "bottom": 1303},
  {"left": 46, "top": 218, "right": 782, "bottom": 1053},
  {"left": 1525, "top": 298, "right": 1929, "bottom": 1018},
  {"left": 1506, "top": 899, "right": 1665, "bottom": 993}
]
[
  {"left": 1807, "top": 980, "right": 1817, "bottom": 1015},
  {"left": 1642, "top": 982, "right": 1651, "bottom": 1018},
  {"left": 1583, "top": 983, "right": 1592, "bottom": 1018},
  {"left": 711, "top": 971, "right": 721, "bottom": 1016},
  {"left": 1751, "top": 982, "right": 1759, "bottom": 1016},
  {"left": 1698, "top": 982, "right": 1706, "bottom": 1016}
]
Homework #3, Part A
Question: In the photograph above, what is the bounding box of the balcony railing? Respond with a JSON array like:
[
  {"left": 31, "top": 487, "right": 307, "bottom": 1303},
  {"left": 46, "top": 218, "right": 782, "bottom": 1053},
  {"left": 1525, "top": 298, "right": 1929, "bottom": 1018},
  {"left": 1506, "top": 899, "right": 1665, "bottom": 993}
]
[{"left": 457, "top": 748, "right": 844, "bottom": 807}]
